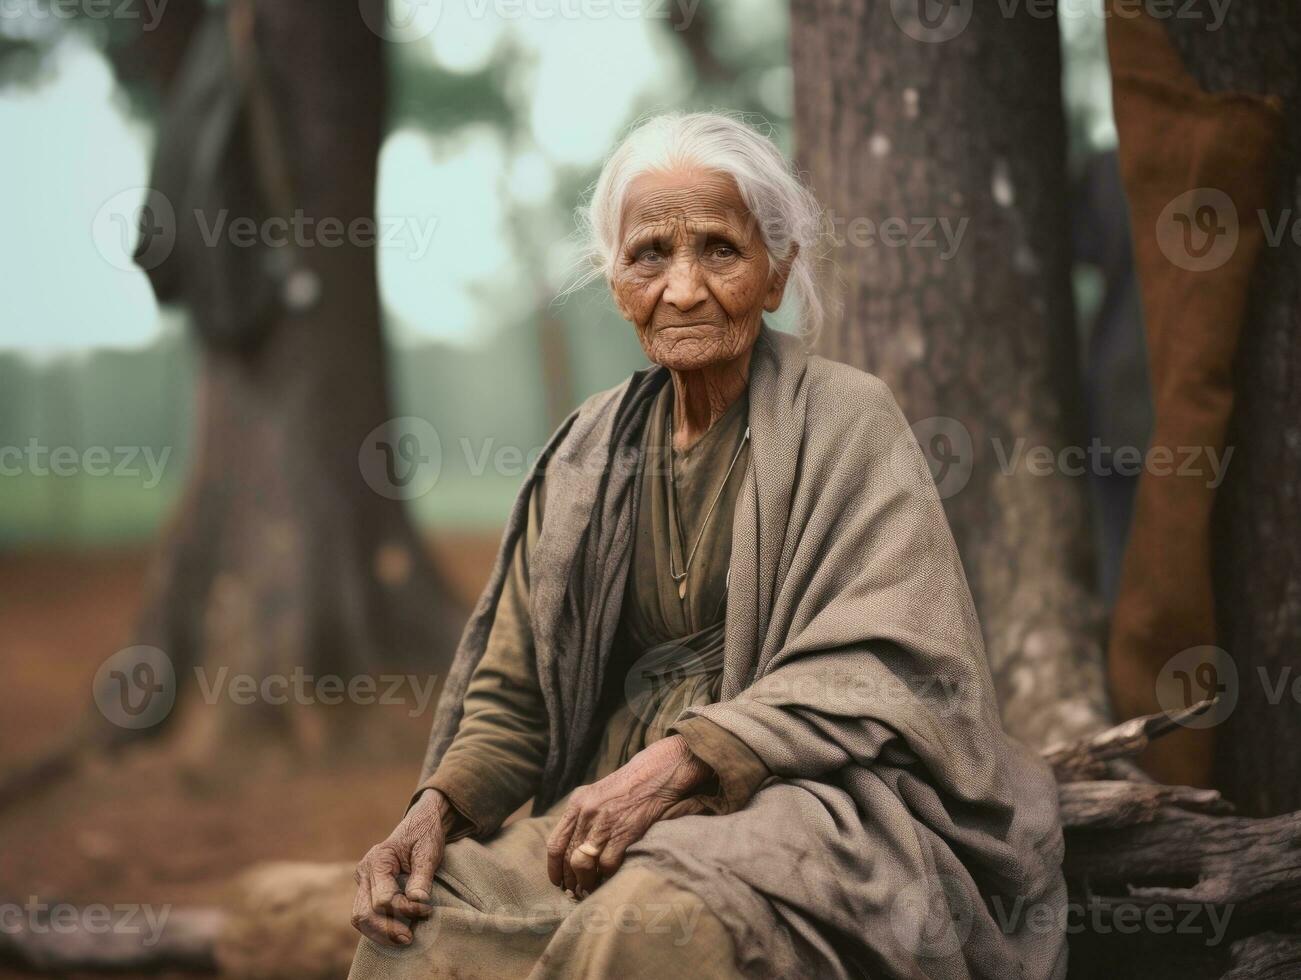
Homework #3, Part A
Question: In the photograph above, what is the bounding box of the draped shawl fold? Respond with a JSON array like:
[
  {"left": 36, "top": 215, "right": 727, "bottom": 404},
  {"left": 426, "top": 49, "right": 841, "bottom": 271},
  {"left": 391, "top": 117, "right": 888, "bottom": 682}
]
[{"left": 419, "top": 326, "right": 1067, "bottom": 980}]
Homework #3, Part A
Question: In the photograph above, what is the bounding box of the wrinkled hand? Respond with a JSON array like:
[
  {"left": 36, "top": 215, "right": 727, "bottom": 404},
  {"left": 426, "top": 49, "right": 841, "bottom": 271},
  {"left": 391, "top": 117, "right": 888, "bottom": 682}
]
[
  {"left": 546, "top": 735, "right": 713, "bottom": 897},
  {"left": 352, "top": 788, "right": 454, "bottom": 946}
]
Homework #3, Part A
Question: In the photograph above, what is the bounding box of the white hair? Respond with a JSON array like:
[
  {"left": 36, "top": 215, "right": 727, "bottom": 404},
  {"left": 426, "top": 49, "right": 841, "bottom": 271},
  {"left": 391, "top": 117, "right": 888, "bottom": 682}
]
[{"left": 567, "top": 111, "right": 830, "bottom": 337}]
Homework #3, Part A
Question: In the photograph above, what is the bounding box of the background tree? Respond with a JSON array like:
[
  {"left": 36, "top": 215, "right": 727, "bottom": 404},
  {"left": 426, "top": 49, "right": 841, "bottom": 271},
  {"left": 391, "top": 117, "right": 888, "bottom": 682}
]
[
  {"left": 790, "top": 0, "right": 1108, "bottom": 748},
  {"left": 1160, "top": 2, "right": 1301, "bottom": 816},
  {"left": 124, "top": 0, "right": 468, "bottom": 748}
]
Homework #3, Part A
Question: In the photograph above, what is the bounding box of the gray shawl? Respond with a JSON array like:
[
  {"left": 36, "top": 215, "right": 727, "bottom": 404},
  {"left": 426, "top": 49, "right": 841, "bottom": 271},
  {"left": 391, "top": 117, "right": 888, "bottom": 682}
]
[{"left": 419, "top": 326, "right": 1068, "bottom": 980}]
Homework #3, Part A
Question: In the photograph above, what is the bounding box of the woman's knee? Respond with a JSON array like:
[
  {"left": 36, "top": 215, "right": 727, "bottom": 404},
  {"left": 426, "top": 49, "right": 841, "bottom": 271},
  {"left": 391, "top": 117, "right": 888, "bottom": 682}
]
[{"left": 538, "top": 866, "right": 737, "bottom": 978}]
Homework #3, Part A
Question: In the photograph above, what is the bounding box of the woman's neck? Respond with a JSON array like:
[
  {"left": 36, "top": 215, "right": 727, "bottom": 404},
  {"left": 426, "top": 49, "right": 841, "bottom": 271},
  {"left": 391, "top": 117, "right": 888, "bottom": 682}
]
[{"left": 669, "top": 348, "right": 752, "bottom": 452}]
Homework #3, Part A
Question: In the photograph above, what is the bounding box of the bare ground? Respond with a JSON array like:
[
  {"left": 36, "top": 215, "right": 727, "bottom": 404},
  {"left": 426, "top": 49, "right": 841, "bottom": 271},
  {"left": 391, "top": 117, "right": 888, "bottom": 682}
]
[{"left": 0, "top": 536, "right": 498, "bottom": 979}]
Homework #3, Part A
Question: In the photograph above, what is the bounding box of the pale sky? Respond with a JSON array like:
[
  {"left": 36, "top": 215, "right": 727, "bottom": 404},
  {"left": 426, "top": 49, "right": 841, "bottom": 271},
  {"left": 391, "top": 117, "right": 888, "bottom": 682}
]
[{"left": 0, "top": 6, "right": 682, "bottom": 358}]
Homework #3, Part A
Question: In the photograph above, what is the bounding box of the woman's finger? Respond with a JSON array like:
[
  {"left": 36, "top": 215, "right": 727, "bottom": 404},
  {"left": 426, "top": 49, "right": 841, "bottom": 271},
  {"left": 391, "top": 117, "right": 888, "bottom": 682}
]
[
  {"left": 546, "top": 806, "right": 579, "bottom": 887},
  {"left": 368, "top": 847, "right": 403, "bottom": 915},
  {"left": 597, "top": 834, "right": 630, "bottom": 883},
  {"left": 352, "top": 872, "right": 412, "bottom": 946},
  {"left": 570, "top": 816, "right": 610, "bottom": 897},
  {"left": 405, "top": 833, "right": 442, "bottom": 904}
]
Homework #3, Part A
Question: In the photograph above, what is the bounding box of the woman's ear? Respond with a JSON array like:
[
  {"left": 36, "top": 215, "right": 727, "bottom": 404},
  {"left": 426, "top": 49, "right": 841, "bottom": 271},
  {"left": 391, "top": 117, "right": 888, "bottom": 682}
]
[{"left": 763, "top": 243, "right": 799, "bottom": 312}]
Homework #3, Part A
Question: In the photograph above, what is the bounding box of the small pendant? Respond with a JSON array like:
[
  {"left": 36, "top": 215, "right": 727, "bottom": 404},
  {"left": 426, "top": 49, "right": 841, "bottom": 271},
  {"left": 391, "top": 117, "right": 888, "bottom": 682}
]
[{"left": 678, "top": 578, "right": 687, "bottom": 601}]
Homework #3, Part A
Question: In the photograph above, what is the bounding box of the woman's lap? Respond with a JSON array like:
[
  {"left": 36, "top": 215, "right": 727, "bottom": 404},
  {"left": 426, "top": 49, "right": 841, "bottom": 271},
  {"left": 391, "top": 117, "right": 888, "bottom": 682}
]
[{"left": 348, "top": 810, "right": 739, "bottom": 980}]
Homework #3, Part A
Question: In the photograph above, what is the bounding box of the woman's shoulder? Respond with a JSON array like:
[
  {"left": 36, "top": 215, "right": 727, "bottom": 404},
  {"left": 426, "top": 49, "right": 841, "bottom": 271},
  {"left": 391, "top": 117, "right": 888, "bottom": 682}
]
[{"left": 803, "top": 353, "right": 906, "bottom": 432}]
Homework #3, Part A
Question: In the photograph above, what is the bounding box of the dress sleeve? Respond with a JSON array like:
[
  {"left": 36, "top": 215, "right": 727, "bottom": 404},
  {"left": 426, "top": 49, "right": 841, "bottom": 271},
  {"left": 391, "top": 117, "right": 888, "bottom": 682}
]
[
  {"left": 671, "top": 715, "right": 771, "bottom": 815},
  {"left": 412, "top": 481, "right": 549, "bottom": 839}
]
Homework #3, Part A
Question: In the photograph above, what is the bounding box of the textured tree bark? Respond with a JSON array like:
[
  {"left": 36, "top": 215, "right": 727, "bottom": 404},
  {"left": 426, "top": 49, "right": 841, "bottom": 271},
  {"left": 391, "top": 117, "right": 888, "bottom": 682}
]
[
  {"left": 129, "top": 0, "right": 462, "bottom": 745},
  {"left": 1158, "top": 2, "right": 1301, "bottom": 817},
  {"left": 789, "top": 0, "right": 1107, "bottom": 748}
]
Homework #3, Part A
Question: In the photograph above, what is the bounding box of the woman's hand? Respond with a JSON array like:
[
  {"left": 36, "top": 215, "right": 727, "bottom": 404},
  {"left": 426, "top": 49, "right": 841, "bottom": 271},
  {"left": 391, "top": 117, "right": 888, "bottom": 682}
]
[
  {"left": 546, "top": 735, "right": 713, "bottom": 896},
  {"left": 351, "top": 788, "right": 454, "bottom": 946}
]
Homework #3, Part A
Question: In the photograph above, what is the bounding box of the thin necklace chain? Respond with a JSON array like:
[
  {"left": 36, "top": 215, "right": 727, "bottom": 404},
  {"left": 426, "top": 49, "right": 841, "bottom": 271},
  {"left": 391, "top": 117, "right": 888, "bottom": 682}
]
[{"left": 667, "top": 415, "right": 751, "bottom": 592}]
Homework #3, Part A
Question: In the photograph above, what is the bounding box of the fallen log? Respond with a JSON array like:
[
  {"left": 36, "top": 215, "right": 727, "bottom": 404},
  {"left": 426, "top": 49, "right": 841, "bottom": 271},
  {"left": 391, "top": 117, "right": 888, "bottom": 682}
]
[{"left": 2, "top": 704, "right": 1296, "bottom": 979}]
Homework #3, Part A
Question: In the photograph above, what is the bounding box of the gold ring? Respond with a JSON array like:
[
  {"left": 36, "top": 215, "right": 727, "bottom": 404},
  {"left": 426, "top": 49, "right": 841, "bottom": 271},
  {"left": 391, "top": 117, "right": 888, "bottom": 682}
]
[{"left": 576, "top": 841, "right": 602, "bottom": 858}]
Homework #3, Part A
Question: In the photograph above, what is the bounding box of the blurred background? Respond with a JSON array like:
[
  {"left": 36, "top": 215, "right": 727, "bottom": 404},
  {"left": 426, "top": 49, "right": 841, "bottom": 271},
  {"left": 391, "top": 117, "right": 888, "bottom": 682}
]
[
  {"left": 8, "top": 0, "right": 1300, "bottom": 976},
  {"left": 0, "top": 0, "right": 1119, "bottom": 951}
]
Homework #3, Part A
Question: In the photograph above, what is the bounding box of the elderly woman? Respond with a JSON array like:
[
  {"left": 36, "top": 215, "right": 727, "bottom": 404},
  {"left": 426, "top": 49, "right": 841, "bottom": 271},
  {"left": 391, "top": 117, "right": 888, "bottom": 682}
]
[{"left": 349, "top": 113, "right": 1067, "bottom": 980}]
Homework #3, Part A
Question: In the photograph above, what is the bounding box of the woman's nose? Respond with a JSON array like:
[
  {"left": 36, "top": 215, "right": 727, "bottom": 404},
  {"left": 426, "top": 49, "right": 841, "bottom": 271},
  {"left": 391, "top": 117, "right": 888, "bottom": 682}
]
[{"left": 661, "top": 256, "right": 708, "bottom": 311}]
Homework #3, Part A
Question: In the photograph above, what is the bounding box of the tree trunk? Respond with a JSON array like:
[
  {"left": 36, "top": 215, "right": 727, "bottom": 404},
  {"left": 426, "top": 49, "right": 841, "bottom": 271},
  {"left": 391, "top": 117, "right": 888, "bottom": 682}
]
[
  {"left": 128, "top": 0, "right": 461, "bottom": 743},
  {"left": 1156, "top": 2, "right": 1301, "bottom": 817},
  {"left": 789, "top": 0, "right": 1107, "bottom": 748}
]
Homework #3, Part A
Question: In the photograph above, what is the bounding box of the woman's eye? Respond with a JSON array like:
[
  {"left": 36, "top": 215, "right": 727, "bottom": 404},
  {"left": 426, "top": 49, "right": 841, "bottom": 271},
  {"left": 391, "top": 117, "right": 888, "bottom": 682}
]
[
  {"left": 636, "top": 248, "right": 663, "bottom": 264},
  {"left": 709, "top": 244, "right": 737, "bottom": 259}
]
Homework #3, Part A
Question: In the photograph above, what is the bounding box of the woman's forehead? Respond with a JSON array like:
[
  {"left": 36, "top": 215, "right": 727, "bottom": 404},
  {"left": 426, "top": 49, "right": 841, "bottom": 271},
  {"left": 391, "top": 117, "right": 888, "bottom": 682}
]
[{"left": 620, "top": 167, "right": 754, "bottom": 236}]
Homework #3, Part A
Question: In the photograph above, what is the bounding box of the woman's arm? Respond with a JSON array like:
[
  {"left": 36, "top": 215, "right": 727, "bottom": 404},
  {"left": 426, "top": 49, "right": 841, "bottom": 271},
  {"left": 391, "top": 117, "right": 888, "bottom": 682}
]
[
  {"left": 352, "top": 482, "right": 549, "bottom": 947},
  {"left": 414, "top": 479, "right": 550, "bottom": 838}
]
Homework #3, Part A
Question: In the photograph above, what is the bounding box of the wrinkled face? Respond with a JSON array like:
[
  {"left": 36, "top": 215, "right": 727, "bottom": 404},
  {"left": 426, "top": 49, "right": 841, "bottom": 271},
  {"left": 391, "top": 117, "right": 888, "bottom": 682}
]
[{"left": 610, "top": 167, "right": 790, "bottom": 372}]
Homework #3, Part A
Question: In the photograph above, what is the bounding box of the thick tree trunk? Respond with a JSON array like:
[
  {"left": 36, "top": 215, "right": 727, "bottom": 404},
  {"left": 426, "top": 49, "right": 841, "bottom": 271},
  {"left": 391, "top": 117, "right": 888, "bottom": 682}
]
[
  {"left": 1158, "top": 2, "right": 1301, "bottom": 817},
  {"left": 129, "top": 0, "right": 461, "bottom": 742},
  {"left": 789, "top": 0, "right": 1107, "bottom": 748}
]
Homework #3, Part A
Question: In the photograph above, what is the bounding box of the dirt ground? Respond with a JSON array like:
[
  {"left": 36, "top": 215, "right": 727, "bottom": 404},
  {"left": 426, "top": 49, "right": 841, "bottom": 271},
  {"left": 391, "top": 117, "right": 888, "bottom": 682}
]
[{"left": 0, "top": 536, "right": 499, "bottom": 979}]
